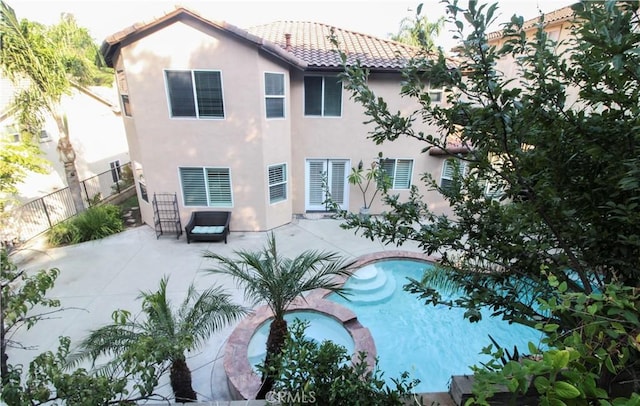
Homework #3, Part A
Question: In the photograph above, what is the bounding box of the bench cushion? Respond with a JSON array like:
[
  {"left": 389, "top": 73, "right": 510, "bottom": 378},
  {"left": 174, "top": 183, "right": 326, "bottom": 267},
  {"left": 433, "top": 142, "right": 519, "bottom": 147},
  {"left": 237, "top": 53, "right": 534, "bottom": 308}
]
[{"left": 191, "top": 225, "right": 225, "bottom": 234}]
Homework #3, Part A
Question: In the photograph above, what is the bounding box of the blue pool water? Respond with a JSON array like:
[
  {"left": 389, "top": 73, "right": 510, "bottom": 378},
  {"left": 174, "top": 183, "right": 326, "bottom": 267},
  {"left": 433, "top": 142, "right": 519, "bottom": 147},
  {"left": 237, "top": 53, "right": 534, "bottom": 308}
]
[
  {"left": 328, "top": 259, "right": 544, "bottom": 393},
  {"left": 247, "top": 311, "right": 355, "bottom": 369}
]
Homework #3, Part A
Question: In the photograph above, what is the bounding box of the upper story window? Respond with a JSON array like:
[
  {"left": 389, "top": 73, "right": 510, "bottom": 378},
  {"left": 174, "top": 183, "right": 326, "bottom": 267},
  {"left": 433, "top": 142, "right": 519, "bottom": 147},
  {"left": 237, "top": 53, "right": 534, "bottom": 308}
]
[
  {"left": 38, "top": 130, "right": 51, "bottom": 142},
  {"left": 116, "top": 69, "right": 132, "bottom": 117},
  {"left": 428, "top": 82, "right": 443, "bottom": 103},
  {"left": 165, "top": 70, "right": 224, "bottom": 119},
  {"left": 381, "top": 159, "right": 413, "bottom": 189},
  {"left": 110, "top": 160, "right": 122, "bottom": 183},
  {"left": 304, "top": 75, "right": 342, "bottom": 117},
  {"left": 265, "top": 72, "right": 285, "bottom": 119},
  {"left": 3, "top": 125, "right": 20, "bottom": 143}
]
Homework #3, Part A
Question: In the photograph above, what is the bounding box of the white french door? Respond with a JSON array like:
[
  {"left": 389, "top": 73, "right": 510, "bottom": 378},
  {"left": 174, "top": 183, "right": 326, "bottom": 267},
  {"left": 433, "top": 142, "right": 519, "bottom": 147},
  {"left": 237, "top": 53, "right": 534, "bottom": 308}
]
[{"left": 305, "top": 159, "right": 349, "bottom": 211}]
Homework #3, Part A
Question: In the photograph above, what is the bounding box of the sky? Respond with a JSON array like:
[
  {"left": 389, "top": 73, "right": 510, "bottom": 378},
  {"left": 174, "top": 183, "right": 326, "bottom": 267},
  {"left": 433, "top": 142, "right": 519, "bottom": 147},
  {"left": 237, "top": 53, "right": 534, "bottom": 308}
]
[{"left": 8, "top": 0, "right": 574, "bottom": 50}]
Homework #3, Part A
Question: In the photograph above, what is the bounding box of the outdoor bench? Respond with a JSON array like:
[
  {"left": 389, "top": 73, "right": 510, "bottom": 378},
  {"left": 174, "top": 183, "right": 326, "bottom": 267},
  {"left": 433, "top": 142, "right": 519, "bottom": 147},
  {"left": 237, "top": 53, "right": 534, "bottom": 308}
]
[{"left": 185, "top": 211, "right": 230, "bottom": 244}]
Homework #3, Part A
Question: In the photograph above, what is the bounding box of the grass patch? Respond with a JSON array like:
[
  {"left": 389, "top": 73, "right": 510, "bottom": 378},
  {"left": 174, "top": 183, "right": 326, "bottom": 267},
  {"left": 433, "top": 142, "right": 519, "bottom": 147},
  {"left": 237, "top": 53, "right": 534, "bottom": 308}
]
[{"left": 47, "top": 204, "right": 124, "bottom": 247}]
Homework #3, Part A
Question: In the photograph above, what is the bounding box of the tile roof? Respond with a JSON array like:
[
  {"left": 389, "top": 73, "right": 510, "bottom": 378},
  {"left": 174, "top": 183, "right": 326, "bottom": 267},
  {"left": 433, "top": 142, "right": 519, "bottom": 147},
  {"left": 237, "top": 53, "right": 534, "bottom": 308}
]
[
  {"left": 487, "top": 4, "right": 577, "bottom": 40},
  {"left": 100, "top": 6, "right": 421, "bottom": 71},
  {"left": 246, "top": 21, "right": 420, "bottom": 70}
]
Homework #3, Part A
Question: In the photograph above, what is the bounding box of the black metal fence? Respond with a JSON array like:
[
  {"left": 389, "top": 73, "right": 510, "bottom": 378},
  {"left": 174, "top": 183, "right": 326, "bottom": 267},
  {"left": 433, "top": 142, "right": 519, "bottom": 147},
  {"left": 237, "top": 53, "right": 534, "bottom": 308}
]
[{"left": 3, "top": 162, "right": 133, "bottom": 244}]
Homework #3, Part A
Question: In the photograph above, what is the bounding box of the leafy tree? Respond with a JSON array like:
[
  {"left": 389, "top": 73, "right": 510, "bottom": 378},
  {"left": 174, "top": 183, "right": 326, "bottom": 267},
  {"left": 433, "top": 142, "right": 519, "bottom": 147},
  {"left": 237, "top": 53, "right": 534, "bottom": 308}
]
[
  {"left": 261, "top": 319, "right": 421, "bottom": 405},
  {"left": 471, "top": 275, "right": 640, "bottom": 405},
  {"left": 0, "top": 137, "right": 48, "bottom": 214},
  {"left": 202, "top": 233, "right": 349, "bottom": 399},
  {"left": 2, "top": 336, "right": 148, "bottom": 405},
  {"left": 47, "top": 13, "right": 113, "bottom": 87},
  {"left": 389, "top": 3, "right": 445, "bottom": 51},
  {"left": 0, "top": 1, "right": 113, "bottom": 214},
  {"left": 1, "top": 250, "right": 172, "bottom": 405},
  {"left": 1, "top": 247, "right": 60, "bottom": 383},
  {"left": 331, "top": 0, "right": 640, "bottom": 397},
  {"left": 71, "top": 276, "right": 246, "bottom": 403}
]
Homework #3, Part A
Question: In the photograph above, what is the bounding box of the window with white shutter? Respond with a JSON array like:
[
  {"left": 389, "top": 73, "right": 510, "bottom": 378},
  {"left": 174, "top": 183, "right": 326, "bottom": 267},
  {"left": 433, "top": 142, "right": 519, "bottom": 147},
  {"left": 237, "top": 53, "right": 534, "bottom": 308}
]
[
  {"left": 179, "top": 167, "right": 232, "bottom": 207},
  {"left": 268, "top": 163, "right": 287, "bottom": 203},
  {"left": 381, "top": 159, "right": 413, "bottom": 189},
  {"left": 440, "top": 159, "right": 468, "bottom": 194}
]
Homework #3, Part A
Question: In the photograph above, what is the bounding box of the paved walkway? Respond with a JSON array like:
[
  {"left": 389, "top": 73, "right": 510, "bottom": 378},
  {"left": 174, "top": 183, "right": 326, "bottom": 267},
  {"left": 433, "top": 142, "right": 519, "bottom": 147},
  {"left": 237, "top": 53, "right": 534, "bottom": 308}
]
[{"left": 8, "top": 217, "right": 426, "bottom": 402}]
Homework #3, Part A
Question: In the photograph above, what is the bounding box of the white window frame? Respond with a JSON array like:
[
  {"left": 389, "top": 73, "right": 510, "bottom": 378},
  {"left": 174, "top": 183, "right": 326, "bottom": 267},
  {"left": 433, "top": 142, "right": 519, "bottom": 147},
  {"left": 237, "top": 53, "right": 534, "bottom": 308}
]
[
  {"left": 116, "top": 69, "right": 132, "bottom": 117},
  {"left": 381, "top": 158, "right": 413, "bottom": 189},
  {"left": 135, "top": 162, "right": 148, "bottom": 203},
  {"left": 3, "top": 125, "right": 20, "bottom": 143},
  {"left": 110, "top": 160, "right": 122, "bottom": 183},
  {"left": 179, "top": 166, "right": 233, "bottom": 207},
  {"left": 484, "top": 180, "right": 505, "bottom": 199},
  {"left": 427, "top": 82, "right": 443, "bottom": 103},
  {"left": 268, "top": 163, "right": 288, "bottom": 204},
  {"left": 440, "top": 158, "right": 469, "bottom": 193},
  {"left": 303, "top": 75, "right": 343, "bottom": 117},
  {"left": 305, "top": 159, "right": 349, "bottom": 211},
  {"left": 164, "top": 69, "right": 225, "bottom": 120},
  {"left": 264, "top": 72, "right": 285, "bottom": 119},
  {"left": 38, "top": 130, "right": 52, "bottom": 143}
]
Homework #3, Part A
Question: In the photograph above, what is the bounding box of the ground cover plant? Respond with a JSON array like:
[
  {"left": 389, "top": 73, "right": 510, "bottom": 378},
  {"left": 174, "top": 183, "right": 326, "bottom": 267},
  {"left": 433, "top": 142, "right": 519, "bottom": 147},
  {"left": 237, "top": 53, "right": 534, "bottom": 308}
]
[{"left": 260, "top": 319, "right": 422, "bottom": 405}]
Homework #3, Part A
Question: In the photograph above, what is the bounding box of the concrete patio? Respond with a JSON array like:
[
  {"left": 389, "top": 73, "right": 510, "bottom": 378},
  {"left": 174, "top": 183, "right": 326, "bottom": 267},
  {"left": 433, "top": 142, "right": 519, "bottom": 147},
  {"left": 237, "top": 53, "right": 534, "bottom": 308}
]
[{"left": 7, "top": 216, "right": 432, "bottom": 403}]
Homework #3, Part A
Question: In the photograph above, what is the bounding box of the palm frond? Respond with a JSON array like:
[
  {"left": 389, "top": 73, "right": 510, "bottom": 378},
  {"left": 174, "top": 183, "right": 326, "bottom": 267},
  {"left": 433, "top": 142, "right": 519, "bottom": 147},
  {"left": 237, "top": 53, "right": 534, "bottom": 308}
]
[
  {"left": 418, "top": 264, "right": 466, "bottom": 296},
  {"left": 68, "top": 322, "right": 142, "bottom": 368},
  {"left": 139, "top": 275, "right": 176, "bottom": 341},
  {"left": 178, "top": 284, "right": 247, "bottom": 349},
  {"left": 202, "top": 232, "right": 347, "bottom": 319}
]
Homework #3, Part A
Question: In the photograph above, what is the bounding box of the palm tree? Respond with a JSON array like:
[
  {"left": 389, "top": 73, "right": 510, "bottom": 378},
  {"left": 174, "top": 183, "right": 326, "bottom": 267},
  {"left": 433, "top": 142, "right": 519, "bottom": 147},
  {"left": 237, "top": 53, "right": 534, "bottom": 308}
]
[
  {"left": 389, "top": 4, "right": 444, "bottom": 51},
  {"left": 202, "top": 232, "right": 349, "bottom": 399},
  {"left": 0, "top": 2, "right": 112, "bottom": 213},
  {"left": 73, "top": 276, "right": 246, "bottom": 403}
]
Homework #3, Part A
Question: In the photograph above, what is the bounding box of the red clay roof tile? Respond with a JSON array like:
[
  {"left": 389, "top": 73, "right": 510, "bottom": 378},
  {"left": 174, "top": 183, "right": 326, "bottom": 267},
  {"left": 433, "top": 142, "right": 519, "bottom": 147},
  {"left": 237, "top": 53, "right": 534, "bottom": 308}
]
[{"left": 247, "top": 21, "right": 419, "bottom": 70}]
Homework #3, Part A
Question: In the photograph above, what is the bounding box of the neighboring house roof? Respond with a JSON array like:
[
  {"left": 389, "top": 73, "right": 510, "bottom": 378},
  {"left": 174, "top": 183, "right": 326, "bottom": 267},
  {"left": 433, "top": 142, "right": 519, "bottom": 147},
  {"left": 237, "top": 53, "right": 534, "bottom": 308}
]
[
  {"left": 74, "top": 84, "right": 121, "bottom": 114},
  {"left": 100, "top": 6, "right": 421, "bottom": 72},
  {"left": 487, "top": 4, "right": 576, "bottom": 40}
]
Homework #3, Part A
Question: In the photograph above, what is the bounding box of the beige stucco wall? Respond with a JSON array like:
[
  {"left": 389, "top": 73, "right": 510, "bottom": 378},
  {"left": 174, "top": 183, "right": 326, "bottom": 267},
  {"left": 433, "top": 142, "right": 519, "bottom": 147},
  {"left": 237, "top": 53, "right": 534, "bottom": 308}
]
[
  {"left": 489, "top": 19, "right": 578, "bottom": 104},
  {"left": 289, "top": 70, "right": 452, "bottom": 217}
]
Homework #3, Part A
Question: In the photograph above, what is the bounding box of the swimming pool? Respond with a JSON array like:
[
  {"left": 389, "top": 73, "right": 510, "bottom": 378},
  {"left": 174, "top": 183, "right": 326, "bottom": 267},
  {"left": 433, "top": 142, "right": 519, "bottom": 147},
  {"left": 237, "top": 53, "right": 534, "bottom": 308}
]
[
  {"left": 328, "top": 259, "right": 544, "bottom": 393},
  {"left": 247, "top": 310, "right": 355, "bottom": 368}
]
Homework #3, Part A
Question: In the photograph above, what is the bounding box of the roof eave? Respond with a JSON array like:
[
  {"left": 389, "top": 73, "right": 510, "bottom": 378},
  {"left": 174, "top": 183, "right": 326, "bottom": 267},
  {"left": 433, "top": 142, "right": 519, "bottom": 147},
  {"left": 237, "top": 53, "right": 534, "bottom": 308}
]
[
  {"left": 486, "top": 4, "right": 577, "bottom": 41},
  {"left": 100, "top": 6, "right": 309, "bottom": 70}
]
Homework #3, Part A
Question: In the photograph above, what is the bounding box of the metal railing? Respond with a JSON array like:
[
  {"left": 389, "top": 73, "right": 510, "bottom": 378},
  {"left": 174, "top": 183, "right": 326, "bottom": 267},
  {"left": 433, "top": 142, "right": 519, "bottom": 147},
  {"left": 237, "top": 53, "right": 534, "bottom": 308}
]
[{"left": 3, "top": 162, "right": 133, "bottom": 244}]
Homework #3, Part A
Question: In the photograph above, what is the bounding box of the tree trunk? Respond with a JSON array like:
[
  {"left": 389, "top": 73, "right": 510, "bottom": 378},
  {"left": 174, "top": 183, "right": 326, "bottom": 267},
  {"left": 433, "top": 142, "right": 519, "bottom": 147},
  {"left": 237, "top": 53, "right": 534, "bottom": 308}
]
[
  {"left": 53, "top": 111, "right": 85, "bottom": 214},
  {"left": 1, "top": 308, "right": 7, "bottom": 384},
  {"left": 170, "top": 357, "right": 197, "bottom": 403},
  {"left": 256, "top": 317, "right": 288, "bottom": 399}
]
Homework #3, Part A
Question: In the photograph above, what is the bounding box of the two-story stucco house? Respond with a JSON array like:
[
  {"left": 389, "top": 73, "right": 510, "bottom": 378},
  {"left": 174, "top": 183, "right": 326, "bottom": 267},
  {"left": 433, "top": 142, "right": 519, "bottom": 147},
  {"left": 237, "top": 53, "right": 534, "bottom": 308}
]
[
  {"left": 100, "top": 6, "right": 454, "bottom": 233},
  {"left": 487, "top": 5, "right": 577, "bottom": 98},
  {"left": 0, "top": 76, "right": 130, "bottom": 203}
]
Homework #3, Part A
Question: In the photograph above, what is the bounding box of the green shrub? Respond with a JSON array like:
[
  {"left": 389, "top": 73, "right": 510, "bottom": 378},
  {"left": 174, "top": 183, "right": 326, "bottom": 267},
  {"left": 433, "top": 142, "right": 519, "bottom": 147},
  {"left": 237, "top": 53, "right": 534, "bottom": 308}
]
[
  {"left": 259, "top": 319, "right": 421, "bottom": 405},
  {"left": 47, "top": 204, "right": 123, "bottom": 246}
]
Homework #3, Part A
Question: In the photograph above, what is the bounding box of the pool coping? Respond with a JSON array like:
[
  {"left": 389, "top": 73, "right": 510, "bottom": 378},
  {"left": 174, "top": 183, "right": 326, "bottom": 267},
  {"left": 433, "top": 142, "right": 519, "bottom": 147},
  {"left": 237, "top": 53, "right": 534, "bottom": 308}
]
[{"left": 224, "top": 250, "right": 438, "bottom": 400}]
